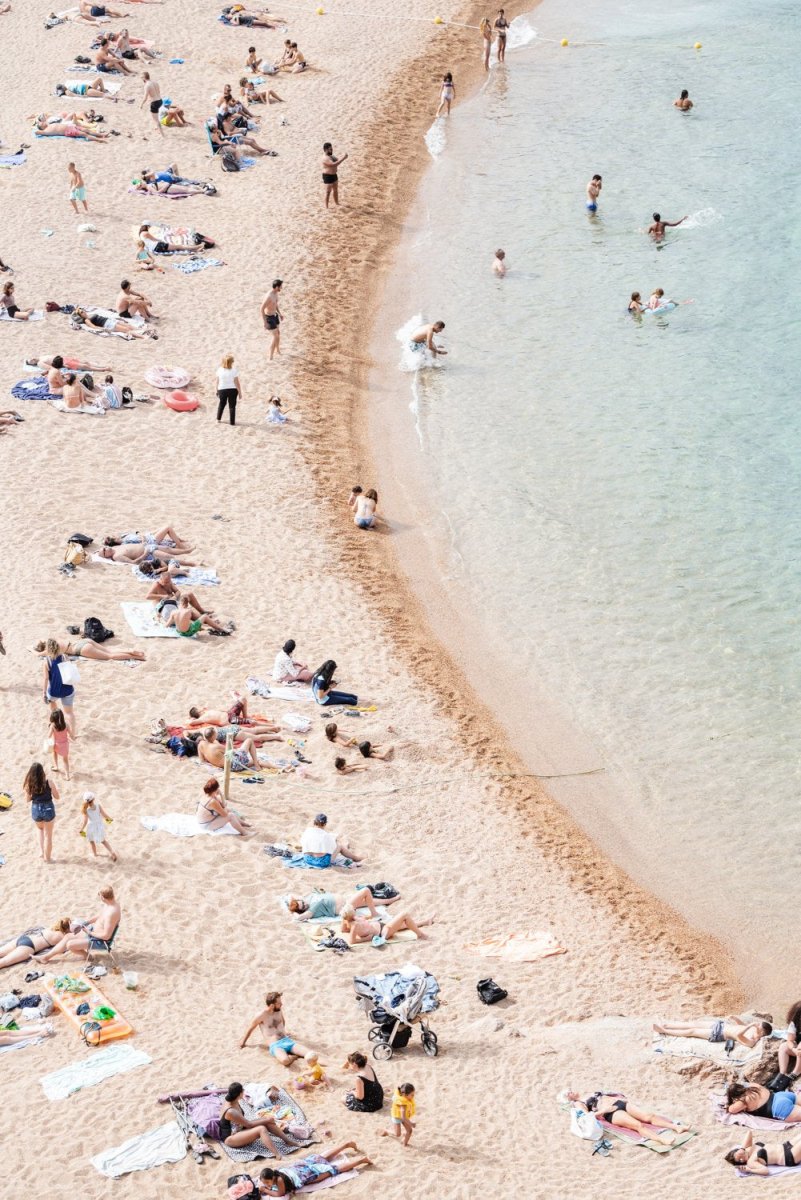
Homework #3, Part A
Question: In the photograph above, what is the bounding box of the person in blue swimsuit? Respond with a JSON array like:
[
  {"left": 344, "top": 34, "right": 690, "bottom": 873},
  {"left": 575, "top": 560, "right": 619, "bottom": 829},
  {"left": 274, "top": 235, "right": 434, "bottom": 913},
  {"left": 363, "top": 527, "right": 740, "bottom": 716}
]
[{"left": 586, "top": 174, "right": 602, "bottom": 212}]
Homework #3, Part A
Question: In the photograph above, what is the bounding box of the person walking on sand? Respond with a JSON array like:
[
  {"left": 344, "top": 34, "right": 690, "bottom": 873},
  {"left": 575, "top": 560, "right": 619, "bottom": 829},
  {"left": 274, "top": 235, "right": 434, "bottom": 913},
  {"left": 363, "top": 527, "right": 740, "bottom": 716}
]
[
  {"left": 648, "top": 211, "right": 687, "bottom": 241},
  {"left": 24, "top": 762, "right": 58, "bottom": 864},
  {"left": 322, "top": 142, "right": 348, "bottom": 209},
  {"left": 240, "top": 991, "right": 318, "bottom": 1065},
  {"left": 216, "top": 353, "right": 242, "bottom": 426},
  {"left": 494, "top": 8, "right": 509, "bottom": 61},
  {"left": 48, "top": 710, "right": 71, "bottom": 780},
  {"left": 141, "top": 72, "right": 163, "bottom": 135},
  {"left": 79, "top": 791, "right": 117, "bottom": 862},
  {"left": 586, "top": 174, "right": 602, "bottom": 213},
  {"left": 381, "top": 1084, "right": 417, "bottom": 1147},
  {"left": 261, "top": 279, "right": 283, "bottom": 359},
  {"left": 68, "top": 162, "right": 88, "bottom": 214},
  {"left": 436, "top": 72, "right": 455, "bottom": 118},
  {"left": 479, "top": 18, "right": 494, "bottom": 71}
]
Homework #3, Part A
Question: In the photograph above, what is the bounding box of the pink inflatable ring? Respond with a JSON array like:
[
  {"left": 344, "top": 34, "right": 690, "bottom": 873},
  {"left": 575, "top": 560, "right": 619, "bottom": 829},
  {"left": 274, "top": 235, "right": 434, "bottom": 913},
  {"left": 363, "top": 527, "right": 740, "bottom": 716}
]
[{"left": 164, "top": 390, "right": 199, "bottom": 412}]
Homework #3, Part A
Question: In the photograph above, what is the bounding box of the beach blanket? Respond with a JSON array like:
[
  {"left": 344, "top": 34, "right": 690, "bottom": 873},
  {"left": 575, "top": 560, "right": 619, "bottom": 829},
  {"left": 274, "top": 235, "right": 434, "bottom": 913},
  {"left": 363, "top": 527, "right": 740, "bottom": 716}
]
[
  {"left": 600, "top": 1117, "right": 696, "bottom": 1154},
  {"left": 220, "top": 1089, "right": 314, "bottom": 1163},
  {"left": 121, "top": 601, "right": 181, "bottom": 638},
  {"left": 0, "top": 152, "right": 26, "bottom": 168},
  {"left": 283, "top": 851, "right": 355, "bottom": 871},
  {"left": 463, "top": 931, "right": 566, "bottom": 962},
  {"left": 653, "top": 1033, "right": 763, "bottom": 1068},
  {"left": 172, "top": 257, "right": 225, "bottom": 274},
  {"left": 11, "top": 376, "right": 59, "bottom": 401},
  {"left": 41, "top": 1044, "right": 151, "bottom": 1101},
  {"left": 736, "top": 1162, "right": 801, "bottom": 1179},
  {"left": 75, "top": 306, "right": 145, "bottom": 339},
  {"left": 141, "top": 813, "right": 241, "bottom": 837},
  {"left": 0, "top": 308, "right": 44, "bottom": 322},
  {"left": 247, "top": 676, "right": 314, "bottom": 703},
  {"left": 710, "top": 1091, "right": 799, "bottom": 1131},
  {"left": 90, "top": 1121, "right": 187, "bottom": 1178},
  {"left": 50, "top": 397, "right": 105, "bottom": 415},
  {"left": 299, "top": 1170, "right": 359, "bottom": 1194},
  {"left": 130, "top": 185, "right": 196, "bottom": 200},
  {"left": 133, "top": 564, "right": 220, "bottom": 586}
]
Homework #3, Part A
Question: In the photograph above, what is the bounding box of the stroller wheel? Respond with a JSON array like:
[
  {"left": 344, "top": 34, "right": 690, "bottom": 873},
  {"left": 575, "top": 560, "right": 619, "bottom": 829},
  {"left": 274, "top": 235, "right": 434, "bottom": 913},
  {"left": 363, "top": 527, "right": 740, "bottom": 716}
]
[
  {"left": 373, "top": 1041, "right": 393, "bottom": 1061},
  {"left": 422, "top": 1031, "right": 439, "bottom": 1057},
  {"left": 367, "top": 1026, "right": 382, "bottom": 1042}
]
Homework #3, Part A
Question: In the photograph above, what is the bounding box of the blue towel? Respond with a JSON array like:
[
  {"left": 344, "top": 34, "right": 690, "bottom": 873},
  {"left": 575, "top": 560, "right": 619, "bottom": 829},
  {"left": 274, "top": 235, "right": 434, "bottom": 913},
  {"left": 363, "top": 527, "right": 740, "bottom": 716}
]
[
  {"left": 172, "top": 257, "right": 224, "bottom": 275},
  {"left": 11, "top": 377, "right": 58, "bottom": 401}
]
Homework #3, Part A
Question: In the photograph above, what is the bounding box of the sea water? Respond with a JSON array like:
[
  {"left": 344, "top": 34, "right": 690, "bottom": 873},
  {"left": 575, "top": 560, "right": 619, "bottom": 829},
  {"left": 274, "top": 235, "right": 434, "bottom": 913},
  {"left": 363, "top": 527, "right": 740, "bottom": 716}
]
[{"left": 376, "top": 0, "right": 801, "bottom": 999}]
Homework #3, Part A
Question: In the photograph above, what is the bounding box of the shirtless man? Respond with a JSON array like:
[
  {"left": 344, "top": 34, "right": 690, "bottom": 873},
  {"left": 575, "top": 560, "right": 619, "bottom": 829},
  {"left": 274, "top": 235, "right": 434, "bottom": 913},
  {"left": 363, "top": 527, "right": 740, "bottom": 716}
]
[
  {"left": 68, "top": 163, "right": 88, "bottom": 214},
  {"left": 674, "top": 89, "right": 693, "bottom": 110},
  {"left": 116, "top": 279, "right": 157, "bottom": 319},
  {"left": 586, "top": 173, "right": 602, "bottom": 213},
  {"left": 79, "top": 0, "right": 128, "bottom": 22},
  {"left": 95, "top": 35, "right": 136, "bottom": 75},
  {"left": 146, "top": 568, "right": 208, "bottom": 615},
  {"left": 39, "top": 886, "right": 121, "bottom": 962},
  {"left": 197, "top": 726, "right": 261, "bottom": 770},
  {"left": 410, "top": 320, "right": 447, "bottom": 356},
  {"left": 140, "top": 72, "right": 163, "bottom": 134},
  {"left": 35, "top": 116, "right": 108, "bottom": 142},
  {"left": 187, "top": 705, "right": 282, "bottom": 740},
  {"left": 322, "top": 142, "right": 347, "bottom": 209},
  {"left": 240, "top": 992, "right": 315, "bottom": 1065},
  {"left": 99, "top": 542, "right": 197, "bottom": 565},
  {"left": 163, "top": 596, "right": 229, "bottom": 636},
  {"left": 260, "top": 279, "right": 282, "bottom": 360},
  {"left": 648, "top": 211, "right": 687, "bottom": 240}
]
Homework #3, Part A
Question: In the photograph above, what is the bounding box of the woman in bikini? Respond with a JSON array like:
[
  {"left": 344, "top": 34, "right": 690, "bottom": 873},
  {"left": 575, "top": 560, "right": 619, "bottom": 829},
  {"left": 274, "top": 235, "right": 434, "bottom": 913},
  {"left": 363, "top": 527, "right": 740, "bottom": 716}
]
[
  {"left": 33, "top": 638, "right": 145, "bottom": 663},
  {"left": 436, "top": 72, "right": 455, "bottom": 118},
  {"left": 0, "top": 919, "right": 72, "bottom": 969},
  {"left": 565, "top": 1091, "right": 689, "bottom": 1144},
  {"left": 218, "top": 1082, "right": 291, "bottom": 1150},
  {"left": 726, "top": 1081, "right": 801, "bottom": 1124},
  {"left": 196, "top": 778, "right": 249, "bottom": 834},
  {"left": 479, "top": 18, "right": 494, "bottom": 72},
  {"left": 725, "top": 1128, "right": 801, "bottom": 1174},
  {"left": 70, "top": 307, "right": 157, "bottom": 340},
  {"left": 339, "top": 906, "right": 433, "bottom": 945}
]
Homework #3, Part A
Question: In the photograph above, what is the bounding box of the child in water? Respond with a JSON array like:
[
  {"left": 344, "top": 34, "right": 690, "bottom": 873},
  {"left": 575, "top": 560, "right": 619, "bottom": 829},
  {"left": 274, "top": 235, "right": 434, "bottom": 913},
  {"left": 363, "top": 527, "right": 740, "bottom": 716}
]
[{"left": 436, "top": 72, "right": 455, "bottom": 118}]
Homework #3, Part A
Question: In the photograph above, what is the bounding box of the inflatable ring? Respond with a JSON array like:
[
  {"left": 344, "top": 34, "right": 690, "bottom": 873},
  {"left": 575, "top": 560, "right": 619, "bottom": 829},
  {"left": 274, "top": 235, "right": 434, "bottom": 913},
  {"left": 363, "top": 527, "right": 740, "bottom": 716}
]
[
  {"left": 144, "top": 366, "right": 191, "bottom": 389},
  {"left": 165, "top": 389, "right": 199, "bottom": 412}
]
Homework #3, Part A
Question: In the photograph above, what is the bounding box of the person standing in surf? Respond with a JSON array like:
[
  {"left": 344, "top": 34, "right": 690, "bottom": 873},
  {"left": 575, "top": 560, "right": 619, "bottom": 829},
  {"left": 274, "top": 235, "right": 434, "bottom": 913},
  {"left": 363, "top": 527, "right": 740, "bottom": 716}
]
[
  {"left": 494, "top": 9, "right": 509, "bottom": 62},
  {"left": 586, "top": 174, "right": 602, "bottom": 213}
]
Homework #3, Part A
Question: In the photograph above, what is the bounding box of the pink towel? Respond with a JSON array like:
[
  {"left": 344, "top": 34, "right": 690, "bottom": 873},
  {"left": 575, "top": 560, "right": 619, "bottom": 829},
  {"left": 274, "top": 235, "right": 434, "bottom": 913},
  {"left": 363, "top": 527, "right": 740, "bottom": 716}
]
[{"left": 710, "top": 1092, "right": 798, "bottom": 1131}]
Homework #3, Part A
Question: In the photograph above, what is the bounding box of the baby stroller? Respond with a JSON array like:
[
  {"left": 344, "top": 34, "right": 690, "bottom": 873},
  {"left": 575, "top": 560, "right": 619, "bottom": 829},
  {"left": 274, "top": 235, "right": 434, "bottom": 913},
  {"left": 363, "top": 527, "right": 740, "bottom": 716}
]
[{"left": 354, "top": 970, "right": 439, "bottom": 1060}]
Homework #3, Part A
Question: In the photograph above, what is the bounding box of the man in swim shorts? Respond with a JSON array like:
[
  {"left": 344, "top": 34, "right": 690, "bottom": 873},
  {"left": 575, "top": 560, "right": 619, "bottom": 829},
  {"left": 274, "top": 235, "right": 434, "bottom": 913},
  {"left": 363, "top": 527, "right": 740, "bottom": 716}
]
[
  {"left": 409, "top": 320, "right": 447, "bottom": 356},
  {"left": 140, "top": 72, "right": 164, "bottom": 135},
  {"left": 240, "top": 991, "right": 316, "bottom": 1065},
  {"left": 261, "top": 279, "right": 283, "bottom": 360},
  {"left": 322, "top": 141, "right": 347, "bottom": 208},
  {"left": 198, "top": 726, "right": 261, "bottom": 770},
  {"left": 586, "top": 174, "right": 602, "bottom": 212},
  {"left": 68, "top": 162, "right": 88, "bottom": 214}
]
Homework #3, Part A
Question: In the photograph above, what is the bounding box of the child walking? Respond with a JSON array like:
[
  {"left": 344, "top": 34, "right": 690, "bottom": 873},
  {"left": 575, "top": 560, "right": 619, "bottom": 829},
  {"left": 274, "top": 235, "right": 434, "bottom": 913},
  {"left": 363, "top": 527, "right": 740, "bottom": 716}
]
[
  {"left": 381, "top": 1083, "right": 416, "bottom": 1146},
  {"left": 49, "top": 709, "right": 71, "bottom": 779},
  {"left": 436, "top": 72, "right": 455, "bottom": 118},
  {"left": 79, "top": 791, "right": 117, "bottom": 861}
]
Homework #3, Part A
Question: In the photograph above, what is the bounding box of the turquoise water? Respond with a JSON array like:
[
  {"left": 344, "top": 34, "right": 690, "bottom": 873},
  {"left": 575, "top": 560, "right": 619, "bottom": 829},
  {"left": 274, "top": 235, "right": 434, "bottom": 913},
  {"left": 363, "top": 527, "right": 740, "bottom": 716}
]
[{"left": 383, "top": 0, "right": 801, "bottom": 997}]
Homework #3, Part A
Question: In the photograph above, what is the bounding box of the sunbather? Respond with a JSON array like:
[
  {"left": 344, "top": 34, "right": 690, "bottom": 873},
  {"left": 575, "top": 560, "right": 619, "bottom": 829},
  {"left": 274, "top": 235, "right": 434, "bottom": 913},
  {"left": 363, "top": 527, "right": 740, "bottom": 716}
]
[
  {"left": 190, "top": 715, "right": 282, "bottom": 743},
  {"left": 726, "top": 1081, "right": 801, "bottom": 1123},
  {"left": 147, "top": 573, "right": 208, "bottom": 616},
  {"left": 239, "top": 76, "right": 282, "bottom": 104},
  {"left": 38, "top": 885, "right": 120, "bottom": 962},
  {"left": 62, "top": 372, "right": 101, "bottom": 409},
  {"left": 110, "top": 27, "right": 158, "bottom": 59},
  {"left": 196, "top": 778, "right": 249, "bottom": 833},
  {"left": 70, "top": 307, "right": 157, "bottom": 339},
  {"left": 116, "top": 278, "right": 157, "bottom": 319},
  {"left": 99, "top": 541, "right": 195, "bottom": 564},
  {"left": 288, "top": 887, "right": 400, "bottom": 921},
  {"left": 654, "top": 1016, "right": 771, "bottom": 1047},
  {"left": 0, "top": 1023, "right": 55, "bottom": 1045},
  {"left": 340, "top": 907, "right": 433, "bottom": 945},
  {"left": 725, "top": 1128, "right": 801, "bottom": 1174},
  {"left": 35, "top": 115, "right": 109, "bottom": 140},
  {"left": 272, "top": 639, "right": 314, "bottom": 683},
  {"left": 95, "top": 35, "right": 137, "bottom": 74},
  {"left": 56, "top": 78, "right": 118, "bottom": 101},
  {"left": 219, "top": 1081, "right": 291, "bottom": 1150},
  {"left": 79, "top": 0, "right": 128, "bottom": 22},
  {"left": 110, "top": 525, "right": 192, "bottom": 551},
  {"left": 198, "top": 726, "right": 259, "bottom": 770},
  {"left": 240, "top": 991, "right": 316, "bottom": 1065},
  {"left": 778, "top": 1001, "right": 801, "bottom": 1078},
  {"left": 25, "top": 353, "right": 110, "bottom": 372},
  {"left": 33, "top": 638, "right": 145, "bottom": 662},
  {"left": 213, "top": 112, "right": 271, "bottom": 155},
  {"left": 187, "top": 704, "right": 281, "bottom": 737},
  {"left": 259, "top": 1145, "right": 373, "bottom": 1194},
  {"left": 222, "top": 6, "right": 286, "bottom": 28},
  {"left": 0, "top": 919, "right": 72, "bottom": 968},
  {"left": 163, "top": 596, "right": 230, "bottom": 636},
  {"left": 566, "top": 1090, "right": 689, "bottom": 1145},
  {"left": 138, "top": 222, "right": 216, "bottom": 253}
]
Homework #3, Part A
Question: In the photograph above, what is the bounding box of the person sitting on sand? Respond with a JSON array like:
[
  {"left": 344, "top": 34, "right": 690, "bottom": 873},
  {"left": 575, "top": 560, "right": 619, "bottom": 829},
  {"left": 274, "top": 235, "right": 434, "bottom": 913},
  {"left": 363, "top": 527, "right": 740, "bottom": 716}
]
[
  {"left": 311, "top": 660, "right": 357, "bottom": 708},
  {"left": 146, "top": 568, "right": 208, "bottom": 618},
  {"left": 339, "top": 906, "right": 433, "bottom": 946},
  {"left": 56, "top": 78, "right": 118, "bottom": 101},
  {"left": 299, "top": 812, "right": 363, "bottom": 866},
  {"left": 674, "top": 89, "right": 693, "bottom": 110},
  {"left": 0, "top": 918, "right": 72, "bottom": 969},
  {"left": 34, "top": 637, "right": 145, "bottom": 662},
  {"left": 566, "top": 1091, "right": 689, "bottom": 1145},
  {"left": 134, "top": 239, "right": 162, "bottom": 271},
  {"left": 653, "top": 1016, "right": 771, "bottom": 1048},
  {"left": 216, "top": 107, "right": 271, "bottom": 155},
  {"left": 70, "top": 307, "right": 157, "bottom": 339},
  {"left": 725, "top": 1081, "right": 801, "bottom": 1123},
  {"left": 324, "top": 722, "right": 357, "bottom": 749},
  {"left": 272, "top": 639, "right": 314, "bottom": 683},
  {"left": 777, "top": 1001, "right": 801, "bottom": 1079},
  {"left": 240, "top": 991, "right": 317, "bottom": 1064},
  {"left": 219, "top": 1081, "right": 291, "bottom": 1150},
  {"left": 110, "top": 27, "right": 158, "bottom": 61},
  {"left": 342, "top": 1052, "right": 384, "bottom": 1112},
  {"left": 353, "top": 489, "right": 377, "bottom": 530},
  {"left": 0, "top": 1023, "right": 56, "bottom": 1045},
  {"left": 288, "top": 886, "right": 400, "bottom": 922},
  {"left": 409, "top": 321, "right": 447, "bottom": 356},
  {"left": 116, "top": 278, "right": 158, "bottom": 320},
  {"left": 61, "top": 372, "right": 101, "bottom": 410},
  {"left": 159, "top": 98, "right": 188, "bottom": 127},
  {"left": 196, "top": 778, "right": 250, "bottom": 834},
  {"left": 278, "top": 42, "right": 306, "bottom": 72},
  {"left": 293, "top": 1052, "right": 328, "bottom": 1090},
  {"left": 1, "top": 281, "right": 33, "bottom": 320},
  {"left": 258, "top": 1145, "right": 373, "bottom": 1195},
  {"left": 725, "top": 1128, "right": 801, "bottom": 1175},
  {"left": 38, "top": 885, "right": 120, "bottom": 962},
  {"left": 239, "top": 76, "right": 282, "bottom": 104},
  {"left": 198, "top": 726, "right": 260, "bottom": 771},
  {"left": 163, "top": 595, "right": 230, "bottom": 637},
  {"left": 95, "top": 35, "right": 137, "bottom": 75}
]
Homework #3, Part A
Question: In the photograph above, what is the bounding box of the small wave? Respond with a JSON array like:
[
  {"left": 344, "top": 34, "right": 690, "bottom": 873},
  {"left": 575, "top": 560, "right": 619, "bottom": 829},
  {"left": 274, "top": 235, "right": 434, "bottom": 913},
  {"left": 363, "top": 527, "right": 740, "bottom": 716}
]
[
  {"left": 506, "top": 16, "right": 538, "bottom": 52},
  {"left": 682, "top": 207, "right": 724, "bottom": 229},
  {"left": 424, "top": 117, "right": 447, "bottom": 160},
  {"left": 396, "top": 313, "right": 444, "bottom": 373}
]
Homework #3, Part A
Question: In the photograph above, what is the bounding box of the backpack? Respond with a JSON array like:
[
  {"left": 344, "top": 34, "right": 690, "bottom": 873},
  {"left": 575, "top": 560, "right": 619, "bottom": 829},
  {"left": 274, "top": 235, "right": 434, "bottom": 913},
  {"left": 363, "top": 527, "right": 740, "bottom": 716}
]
[
  {"left": 68, "top": 533, "right": 94, "bottom": 547},
  {"left": 220, "top": 148, "right": 240, "bottom": 173},
  {"left": 83, "top": 617, "right": 114, "bottom": 643},
  {"left": 477, "top": 977, "right": 508, "bottom": 1006},
  {"left": 64, "top": 542, "right": 87, "bottom": 567}
]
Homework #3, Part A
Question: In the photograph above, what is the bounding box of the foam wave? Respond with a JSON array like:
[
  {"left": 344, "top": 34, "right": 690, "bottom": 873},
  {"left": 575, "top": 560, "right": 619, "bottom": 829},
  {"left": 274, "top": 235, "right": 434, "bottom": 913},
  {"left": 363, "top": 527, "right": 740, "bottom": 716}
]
[
  {"left": 506, "top": 15, "right": 539, "bottom": 52},
  {"left": 424, "top": 117, "right": 447, "bottom": 160},
  {"left": 682, "top": 207, "right": 724, "bottom": 229}
]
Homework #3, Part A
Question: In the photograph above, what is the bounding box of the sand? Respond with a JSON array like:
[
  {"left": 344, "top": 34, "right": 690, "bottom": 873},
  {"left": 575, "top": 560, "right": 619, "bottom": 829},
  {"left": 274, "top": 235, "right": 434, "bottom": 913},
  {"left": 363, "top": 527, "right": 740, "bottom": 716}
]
[{"left": 0, "top": 2, "right": 761, "bottom": 1197}]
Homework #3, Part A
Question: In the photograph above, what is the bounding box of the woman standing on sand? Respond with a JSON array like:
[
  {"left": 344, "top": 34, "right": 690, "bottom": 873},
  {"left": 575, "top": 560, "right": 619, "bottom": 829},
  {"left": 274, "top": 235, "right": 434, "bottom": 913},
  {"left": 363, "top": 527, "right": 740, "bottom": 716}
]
[
  {"left": 480, "top": 18, "right": 494, "bottom": 71},
  {"left": 216, "top": 353, "right": 242, "bottom": 426},
  {"left": 24, "top": 762, "right": 59, "bottom": 864}
]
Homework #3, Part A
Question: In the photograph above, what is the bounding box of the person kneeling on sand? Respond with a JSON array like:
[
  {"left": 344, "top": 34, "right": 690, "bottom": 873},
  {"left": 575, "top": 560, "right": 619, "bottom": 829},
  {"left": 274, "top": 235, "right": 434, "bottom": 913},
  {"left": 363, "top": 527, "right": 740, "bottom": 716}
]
[
  {"left": 38, "top": 886, "right": 120, "bottom": 962},
  {"left": 565, "top": 1090, "right": 689, "bottom": 1145},
  {"left": 653, "top": 1015, "right": 771, "bottom": 1048},
  {"left": 240, "top": 991, "right": 317, "bottom": 1065}
]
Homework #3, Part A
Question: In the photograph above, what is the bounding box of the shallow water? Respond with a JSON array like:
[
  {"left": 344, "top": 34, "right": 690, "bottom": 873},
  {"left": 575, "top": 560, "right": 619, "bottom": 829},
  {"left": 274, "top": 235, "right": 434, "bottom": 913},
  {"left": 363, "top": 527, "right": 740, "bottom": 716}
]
[{"left": 377, "top": 0, "right": 801, "bottom": 999}]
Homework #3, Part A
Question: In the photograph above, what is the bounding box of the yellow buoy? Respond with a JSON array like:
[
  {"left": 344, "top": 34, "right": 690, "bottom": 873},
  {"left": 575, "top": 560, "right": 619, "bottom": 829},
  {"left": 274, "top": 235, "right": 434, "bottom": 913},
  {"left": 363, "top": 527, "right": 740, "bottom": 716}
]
[
  {"left": 434, "top": 15, "right": 443, "bottom": 24},
  {"left": 316, "top": 5, "right": 324, "bottom": 13},
  {"left": 694, "top": 41, "right": 702, "bottom": 49},
  {"left": 560, "top": 37, "right": 569, "bottom": 46}
]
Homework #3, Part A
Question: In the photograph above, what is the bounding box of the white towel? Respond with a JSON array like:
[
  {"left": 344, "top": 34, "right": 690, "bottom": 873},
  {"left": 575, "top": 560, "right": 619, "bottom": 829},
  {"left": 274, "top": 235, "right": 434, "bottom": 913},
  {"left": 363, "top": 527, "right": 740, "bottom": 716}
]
[
  {"left": 141, "top": 813, "right": 240, "bottom": 837},
  {"left": 41, "top": 1044, "right": 152, "bottom": 1101},
  {"left": 90, "top": 1121, "right": 186, "bottom": 1178},
  {"left": 121, "top": 601, "right": 181, "bottom": 638}
]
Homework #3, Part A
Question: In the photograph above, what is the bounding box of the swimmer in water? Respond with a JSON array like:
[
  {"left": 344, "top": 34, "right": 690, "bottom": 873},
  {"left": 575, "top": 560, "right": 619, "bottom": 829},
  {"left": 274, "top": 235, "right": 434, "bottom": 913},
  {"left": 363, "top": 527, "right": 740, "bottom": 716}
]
[
  {"left": 648, "top": 212, "right": 687, "bottom": 240},
  {"left": 628, "top": 291, "right": 645, "bottom": 314},
  {"left": 409, "top": 321, "right": 447, "bottom": 356},
  {"left": 648, "top": 287, "right": 674, "bottom": 309},
  {"left": 586, "top": 174, "right": 602, "bottom": 212},
  {"left": 674, "top": 89, "right": 693, "bottom": 110},
  {"left": 492, "top": 248, "right": 506, "bottom": 276}
]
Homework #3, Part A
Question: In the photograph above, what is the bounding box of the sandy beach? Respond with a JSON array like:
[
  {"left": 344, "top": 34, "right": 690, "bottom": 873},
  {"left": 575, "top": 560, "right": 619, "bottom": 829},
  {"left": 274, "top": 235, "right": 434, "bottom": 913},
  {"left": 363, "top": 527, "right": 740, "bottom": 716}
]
[{"left": 0, "top": 2, "right": 773, "bottom": 1197}]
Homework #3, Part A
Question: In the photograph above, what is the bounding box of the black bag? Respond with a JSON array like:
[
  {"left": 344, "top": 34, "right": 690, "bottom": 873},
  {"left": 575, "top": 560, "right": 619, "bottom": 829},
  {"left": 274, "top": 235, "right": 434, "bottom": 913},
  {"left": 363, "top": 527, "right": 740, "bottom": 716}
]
[
  {"left": 83, "top": 616, "right": 114, "bottom": 643},
  {"left": 370, "top": 1009, "right": 412, "bottom": 1047},
  {"left": 181, "top": 734, "right": 200, "bottom": 758},
  {"left": 367, "top": 881, "right": 398, "bottom": 900},
  {"left": 477, "top": 977, "right": 508, "bottom": 1006},
  {"left": 227, "top": 1175, "right": 258, "bottom": 1200},
  {"left": 767, "top": 1072, "right": 794, "bottom": 1093},
  {"left": 68, "top": 533, "right": 94, "bottom": 547}
]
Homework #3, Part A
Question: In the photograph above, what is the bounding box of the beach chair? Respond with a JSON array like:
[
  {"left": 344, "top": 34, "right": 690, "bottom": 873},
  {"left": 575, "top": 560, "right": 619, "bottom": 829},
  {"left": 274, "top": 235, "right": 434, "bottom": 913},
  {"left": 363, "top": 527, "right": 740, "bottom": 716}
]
[
  {"left": 204, "top": 119, "right": 219, "bottom": 159},
  {"left": 85, "top": 922, "right": 121, "bottom": 971}
]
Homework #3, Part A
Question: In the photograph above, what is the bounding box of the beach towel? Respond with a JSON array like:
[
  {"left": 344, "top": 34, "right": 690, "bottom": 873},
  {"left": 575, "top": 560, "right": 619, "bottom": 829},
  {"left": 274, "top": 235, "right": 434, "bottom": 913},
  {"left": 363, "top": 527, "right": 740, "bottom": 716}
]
[
  {"left": 247, "top": 676, "right": 314, "bottom": 703},
  {"left": 463, "top": 931, "right": 566, "bottom": 962},
  {"left": 736, "top": 1162, "right": 801, "bottom": 1179},
  {"left": 134, "top": 564, "right": 220, "bottom": 587},
  {"left": 220, "top": 1089, "right": 315, "bottom": 1163},
  {"left": 710, "top": 1091, "right": 799, "bottom": 1131},
  {"left": 0, "top": 152, "right": 26, "bottom": 168},
  {"left": 140, "top": 813, "right": 241, "bottom": 837},
  {"left": 280, "top": 850, "right": 355, "bottom": 871},
  {"left": 50, "top": 398, "right": 105, "bottom": 415},
  {"left": 172, "top": 257, "right": 225, "bottom": 274},
  {"left": 299, "top": 1170, "right": 359, "bottom": 1194},
  {"left": 121, "top": 601, "right": 181, "bottom": 638},
  {"left": 90, "top": 1120, "right": 187, "bottom": 1178},
  {"left": 0, "top": 308, "right": 44, "bottom": 322},
  {"left": 41, "top": 1043, "right": 152, "bottom": 1100},
  {"left": 62, "top": 79, "right": 121, "bottom": 95},
  {"left": 653, "top": 1033, "right": 763, "bottom": 1068},
  {"left": 300, "top": 920, "right": 415, "bottom": 950},
  {"left": 11, "top": 376, "right": 59, "bottom": 401},
  {"left": 74, "top": 306, "right": 144, "bottom": 339},
  {"left": 600, "top": 1117, "right": 696, "bottom": 1154}
]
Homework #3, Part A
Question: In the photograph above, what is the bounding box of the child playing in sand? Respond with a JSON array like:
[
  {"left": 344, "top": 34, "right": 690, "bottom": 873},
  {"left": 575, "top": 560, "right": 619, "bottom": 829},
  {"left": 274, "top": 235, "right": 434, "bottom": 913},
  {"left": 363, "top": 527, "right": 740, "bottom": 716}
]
[
  {"left": 334, "top": 756, "right": 368, "bottom": 776},
  {"left": 49, "top": 709, "right": 71, "bottom": 779},
  {"left": 79, "top": 791, "right": 117, "bottom": 861},
  {"left": 382, "top": 1083, "right": 416, "bottom": 1146},
  {"left": 293, "top": 1051, "right": 329, "bottom": 1090},
  {"left": 265, "top": 395, "right": 288, "bottom": 425},
  {"left": 135, "top": 239, "right": 163, "bottom": 273}
]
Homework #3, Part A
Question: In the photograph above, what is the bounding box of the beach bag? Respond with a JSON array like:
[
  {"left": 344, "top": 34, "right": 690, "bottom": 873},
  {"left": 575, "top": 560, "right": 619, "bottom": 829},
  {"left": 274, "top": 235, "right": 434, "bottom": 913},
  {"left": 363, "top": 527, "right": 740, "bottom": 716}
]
[
  {"left": 181, "top": 735, "right": 199, "bottom": 758},
  {"left": 58, "top": 660, "right": 81, "bottom": 687},
  {"left": 767, "top": 1072, "right": 795, "bottom": 1093},
  {"left": 48, "top": 657, "right": 73, "bottom": 699},
  {"left": 64, "top": 542, "right": 87, "bottom": 567},
  {"left": 227, "top": 1177, "right": 258, "bottom": 1200},
  {"left": 570, "top": 1106, "right": 603, "bottom": 1141},
  {"left": 83, "top": 617, "right": 114, "bottom": 643},
  {"left": 166, "top": 736, "right": 187, "bottom": 757},
  {"left": 220, "top": 148, "right": 240, "bottom": 173},
  {"left": 68, "top": 533, "right": 93, "bottom": 547},
  {"left": 477, "top": 977, "right": 508, "bottom": 1006}
]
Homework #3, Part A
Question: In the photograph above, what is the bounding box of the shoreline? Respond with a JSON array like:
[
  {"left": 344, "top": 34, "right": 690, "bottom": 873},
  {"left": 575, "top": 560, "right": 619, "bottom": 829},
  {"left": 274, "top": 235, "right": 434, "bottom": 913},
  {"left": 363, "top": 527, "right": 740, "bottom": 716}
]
[{"left": 294, "top": 6, "right": 743, "bottom": 1009}]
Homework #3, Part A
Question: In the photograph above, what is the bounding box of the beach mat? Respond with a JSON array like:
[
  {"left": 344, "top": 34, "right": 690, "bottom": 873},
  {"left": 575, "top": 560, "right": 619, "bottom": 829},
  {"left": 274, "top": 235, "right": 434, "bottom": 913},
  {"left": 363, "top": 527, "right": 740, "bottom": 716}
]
[
  {"left": 710, "top": 1091, "right": 799, "bottom": 1131},
  {"left": 121, "top": 601, "right": 180, "bottom": 638},
  {"left": 91, "top": 1121, "right": 186, "bottom": 1178},
  {"left": 601, "top": 1117, "right": 696, "bottom": 1154},
  {"left": 220, "top": 1088, "right": 314, "bottom": 1163},
  {"left": 653, "top": 1033, "right": 762, "bottom": 1068}
]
